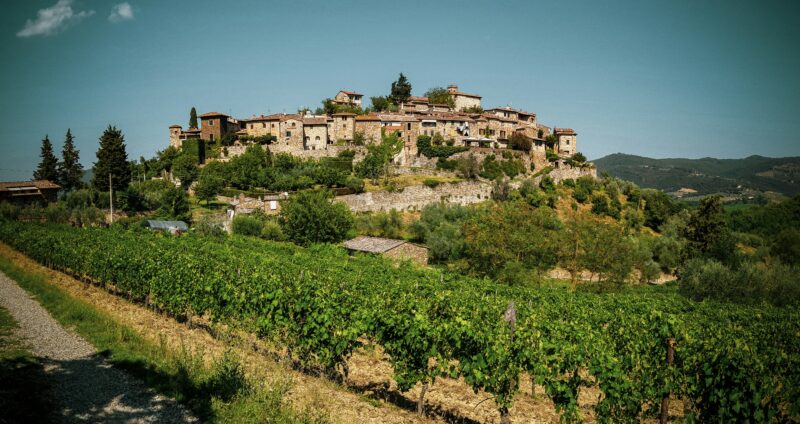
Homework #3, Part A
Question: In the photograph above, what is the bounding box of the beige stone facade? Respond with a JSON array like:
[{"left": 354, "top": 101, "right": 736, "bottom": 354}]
[
  {"left": 447, "top": 85, "right": 481, "bottom": 111},
  {"left": 554, "top": 128, "right": 577, "bottom": 157},
  {"left": 330, "top": 113, "right": 356, "bottom": 142},
  {"left": 333, "top": 90, "right": 363, "bottom": 107},
  {"left": 303, "top": 117, "right": 328, "bottom": 150},
  {"left": 354, "top": 115, "right": 382, "bottom": 144},
  {"left": 200, "top": 112, "right": 240, "bottom": 142}
]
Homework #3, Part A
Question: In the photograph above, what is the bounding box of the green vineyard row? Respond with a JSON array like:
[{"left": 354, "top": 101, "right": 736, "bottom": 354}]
[{"left": 1, "top": 222, "right": 797, "bottom": 422}]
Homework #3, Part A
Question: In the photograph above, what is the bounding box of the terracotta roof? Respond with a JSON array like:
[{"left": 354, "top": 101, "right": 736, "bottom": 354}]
[
  {"left": 0, "top": 180, "right": 61, "bottom": 191},
  {"left": 378, "top": 114, "right": 419, "bottom": 122},
  {"left": 200, "top": 111, "right": 228, "bottom": 118},
  {"left": 302, "top": 117, "right": 327, "bottom": 125},
  {"left": 169, "top": 124, "right": 182, "bottom": 128},
  {"left": 482, "top": 113, "right": 518, "bottom": 124},
  {"left": 344, "top": 236, "right": 407, "bottom": 253},
  {"left": 554, "top": 128, "right": 577, "bottom": 135},
  {"left": 406, "top": 96, "right": 429, "bottom": 103},
  {"left": 339, "top": 90, "right": 363, "bottom": 96},
  {"left": 420, "top": 113, "right": 475, "bottom": 122},
  {"left": 355, "top": 114, "right": 381, "bottom": 121},
  {"left": 332, "top": 112, "right": 357, "bottom": 117},
  {"left": 486, "top": 106, "right": 537, "bottom": 118},
  {"left": 185, "top": 127, "right": 201, "bottom": 133},
  {"left": 450, "top": 91, "right": 481, "bottom": 99}
]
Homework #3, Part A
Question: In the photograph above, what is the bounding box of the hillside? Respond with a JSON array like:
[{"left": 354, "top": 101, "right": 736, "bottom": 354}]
[{"left": 593, "top": 153, "right": 800, "bottom": 197}]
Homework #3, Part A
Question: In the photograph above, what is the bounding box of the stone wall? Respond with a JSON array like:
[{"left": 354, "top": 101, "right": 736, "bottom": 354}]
[
  {"left": 337, "top": 180, "right": 493, "bottom": 212},
  {"left": 534, "top": 164, "right": 597, "bottom": 184}
]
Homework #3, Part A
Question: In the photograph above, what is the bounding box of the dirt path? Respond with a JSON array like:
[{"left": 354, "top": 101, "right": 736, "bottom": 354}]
[{"left": 0, "top": 270, "right": 196, "bottom": 424}]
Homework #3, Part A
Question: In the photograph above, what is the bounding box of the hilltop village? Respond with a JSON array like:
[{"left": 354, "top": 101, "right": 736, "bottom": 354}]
[{"left": 169, "top": 84, "right": 579, "bottom": 171}]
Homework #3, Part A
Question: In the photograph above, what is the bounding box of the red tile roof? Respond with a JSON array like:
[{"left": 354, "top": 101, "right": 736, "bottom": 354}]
[
  {"left": 339, "top": 90, "right": 363, "bottom": 96},
  {"left": 355, "top": 114, "right": 381, "bottom": 121},
  {"left": 169, "top": 124, "right": 182, "bottom": 128},
  {"left": 486, "top": 106, "right": 537, "bottom": 118},
  {"left": 0, "top": 180, "right": 61, "bottom": 190},
  {"left": 332, "top": 112, "right": 357, "bottom": 116},
  {"left": 554, "top": 128, "right": 577, "bottom": 135},
  {"left": 451, "top": 91, "right": 481, "bottom": 99},
  {"left": 302, "top": 117, "right": 327, "bottom": 125},
  {"left": 199, "top": 111, "right": 228, "bottom": 118}
]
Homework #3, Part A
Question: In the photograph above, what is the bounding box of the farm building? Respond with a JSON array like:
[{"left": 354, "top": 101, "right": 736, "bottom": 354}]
[
  {"left": 343, "top": 236, "right": 428, "bottom": 266},
  {"left": 0, "top": 180, "right": 60, "bottom": 204},
  {"left": 144, "top": 220, "right": 188, "bottom": 234}
]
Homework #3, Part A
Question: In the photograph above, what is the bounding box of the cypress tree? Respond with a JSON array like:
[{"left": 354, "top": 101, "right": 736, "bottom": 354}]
[
  {"left": 189, "top": 106, "right": 198, "bottom": 128},
  {"left": 33, "top": 135, "right": 60, "bottom": 183},
  {"left": 58, "top": 129, "right": 84, "bottom": 191},
  {"left": 92, "top": 125, "right": 131, "bottom": 192},
  {"left": 390, "top": 73, "right": 412, "bottom": 104}
]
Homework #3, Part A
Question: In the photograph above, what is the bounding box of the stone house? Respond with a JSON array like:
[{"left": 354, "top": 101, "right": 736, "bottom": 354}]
[
  {"left": 169, "top": 125, "right": 201, "bottom": 148},
  {"left": 332, "top": 90, "right": 363, "bottom": 107},
  {"left": 554, "top": 128, "right": 577, "bottom": 157},
  {"left": 279, "top": 115, "right": 304, "bottom": 149},
  {"left": 354, "top": 114, "right": 382, "bottom": 144},
  {"left": 302, "top": 117, "right": 328, "bottom": 150},
  {"left": 486, "top": 107, "right": 537, "bottom": 126},
  {"left": 330, "top": 113, "right": 356, "bottom": 142},
  {"left": 200, "top": 112, "right": 240, "bottom": 142},
  {"left": 447, "top": 85, "right": 481, "bottom": 111},
  {"left": 241, "top": 114, "right": 282, "bottom": 138},
  {"left": 0, "top": 180, "right": 61, "bottom": 204},
  {"left": 343, "top": 236, "right": 428, "bottom": 266}
]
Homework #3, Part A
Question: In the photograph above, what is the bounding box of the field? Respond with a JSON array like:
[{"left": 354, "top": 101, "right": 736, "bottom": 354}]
[{"left": 0, "top": 221, "right": 797, "bottom": 423}]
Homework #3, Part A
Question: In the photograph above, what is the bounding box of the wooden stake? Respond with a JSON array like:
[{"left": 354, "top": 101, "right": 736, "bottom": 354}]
[{"left": 660, "top": 337, "right": 676, "bottom": 424}]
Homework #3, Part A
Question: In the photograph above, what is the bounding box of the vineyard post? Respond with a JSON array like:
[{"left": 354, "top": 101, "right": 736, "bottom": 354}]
[
  {"left": 660, "top": 337, "right": 676, "bottom": 424},
  {"left": 109, "top": 173, "right": 114, "bottom": 225}
]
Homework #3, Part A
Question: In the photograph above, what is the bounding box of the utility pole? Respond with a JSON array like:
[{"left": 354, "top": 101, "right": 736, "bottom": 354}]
[{"left": 109, "top": 173, "right": 114, "bottom": 224}]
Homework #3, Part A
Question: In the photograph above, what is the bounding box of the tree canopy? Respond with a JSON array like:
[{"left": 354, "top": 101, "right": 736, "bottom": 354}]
[
  {"left": 423, "top": 87, "right": 455, "bottom": 109},
  {"left": 58, "top": 129, "right": 84, "bottom": 191},
  {"left": 390, "top": 73, "right": 412, "bottom": 104},
  {"left": 189, "top": 106, "right": 198, "bottom": 128},
  {"left": 279, "top": 190, "right": 353, "bottom": 246},
  {"left": 33, "top": 135, "right": 59, "bottom": 183},
  {"left": 92, "top": 126, "right": 131, "bottom": 192}
]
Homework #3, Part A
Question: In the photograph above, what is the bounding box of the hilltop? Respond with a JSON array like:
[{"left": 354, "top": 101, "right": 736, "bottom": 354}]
[{"left": 593, "top": 153, "right": 800, "bottom": 198}]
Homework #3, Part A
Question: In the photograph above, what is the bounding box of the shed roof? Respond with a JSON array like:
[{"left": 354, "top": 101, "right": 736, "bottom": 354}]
[
  {"left": 144, "top": 220, "right": 188, "bottom": 231},
  {"left": 344, "top": 236, "right": 408, "bottom": 253},
  {"left": 0, "top": 180, "right": 61, "bottom": 191},
  {"left": 200, "top": 111, "right": 228, "bottom": 118}
]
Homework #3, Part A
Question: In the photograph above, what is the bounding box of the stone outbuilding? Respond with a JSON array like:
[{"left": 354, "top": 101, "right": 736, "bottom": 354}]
[
  {"left": 554, "top": 128, "right": 578, "bottom": 157},
  {"left": 0, "top": 180, "right": 61, "bottom": 204},
  {"left": 343, "top": 236, "right": 428, "bottom": 266},
  {"left": 447, "top": 85, "right": 482, "bottom": 111},
  {"left": 333, "top": 90, "right": 363, "bottom": 107}
]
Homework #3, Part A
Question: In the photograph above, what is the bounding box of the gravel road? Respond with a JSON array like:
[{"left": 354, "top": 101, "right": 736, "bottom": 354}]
[{"left": 0, "top": 270, "right": 196, "bottom": 423}]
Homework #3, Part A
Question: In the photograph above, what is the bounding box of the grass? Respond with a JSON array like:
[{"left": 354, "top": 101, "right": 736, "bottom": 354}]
[
  {"left": 0, "top": 255, "right": 328, "bottom": 424},
  {"left": 0, "top": 305, "right": 53, "bottom": 423}
]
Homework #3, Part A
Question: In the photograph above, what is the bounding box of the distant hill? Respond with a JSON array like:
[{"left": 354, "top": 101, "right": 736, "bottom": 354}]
[{"left": 593, "top": 153, "right": 800, "bottom": 197}]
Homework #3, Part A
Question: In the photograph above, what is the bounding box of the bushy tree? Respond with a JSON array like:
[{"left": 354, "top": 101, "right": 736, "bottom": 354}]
[
  {"left": 34, "top": 135, "right": 59, "bottom": 183},
  {"left": 371, "top": 96, "right": 391, "bottom": 112},
  {"left": 279, "top": 190, "right": 353, "bottom": 246},
  {"left": 172, "top": 153, "right": 199, "bottom": 189},
  {"left": 57, "top": 129, "right": 84, "bottom": 191},
  {"left": 189, "top": 106, "right": 198, "bottom": 128},
  {"left": 423, "top": 87, "right": 455, "bottom": 109},
  {"left": 390, "top": 73, "right": 412, "bottom": 104},
  {"left": 156, "top": 186, "right": 191, "bottom": 223},
  {"left": 92, "top": 126, "right": 131, "bottom": 192},
  {"left": 195, "top": 173, "right": 223, "bottom": 204},
  {"left": 508, "top": 133, "right": 532, "bottom": 152},
  {"left": 456, "top": 154, "right": 480, "bottom": 179}
]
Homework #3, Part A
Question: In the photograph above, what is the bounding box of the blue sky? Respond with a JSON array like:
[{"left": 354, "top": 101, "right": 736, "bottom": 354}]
[{"left": 1, "top": 0, "right": 799, "bottom": 180}]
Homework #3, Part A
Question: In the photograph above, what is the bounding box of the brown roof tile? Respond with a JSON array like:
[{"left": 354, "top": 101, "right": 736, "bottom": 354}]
[
  {"left": 200, "top": 111, "right": 228, "bottom": 118},
  {"left": 344, "top": 236, "right": 406, "bottom": 253},
  {"left": 0, "top": 180, "right": 61, "bottom": 190}
]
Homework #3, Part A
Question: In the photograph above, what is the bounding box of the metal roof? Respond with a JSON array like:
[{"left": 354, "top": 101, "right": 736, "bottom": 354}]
[{"left": 144, "top": 220, "right": 188, "bottom": 231}]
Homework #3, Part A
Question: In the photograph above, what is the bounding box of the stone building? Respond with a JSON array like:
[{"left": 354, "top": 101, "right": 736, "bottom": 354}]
[
  {"left": 169, "top": 125, "right": 201, "bottom": 149},
  {"left": 343, "top": 236, "right": 428, "bottom": 266},
  {"left": 447, "top": 85, "right": 482, "bottom": 111},
  {"left": 241, "top": 114, "right": 281, "bottom": 137},
  {"left": 330, "top": 113, "right": 356, "bottom": 142},
  {"left": 279, "top": 114, "right": 304, "bottom": 149},
  {"left": 354, "top": 114, "right": 382, "bottom": 144},
  {"left": 554, "top": 128, "right": 577, "bottom": 157},
  {"left": 200, "top": 112, "right": 241, "bottom": 142},
  {"left": 302, "top": 117, "right": 328, "bottom": 150},
  {"left": 0, "top": 180, "right": 61, "bottom": 204},
  {"left": 332, "top": 90, "right": 363, "bottom": 107}
]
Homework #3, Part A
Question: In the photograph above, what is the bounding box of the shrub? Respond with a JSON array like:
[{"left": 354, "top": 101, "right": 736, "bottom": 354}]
[
  {"left": 344, "top": 176, "right": 365, "bottom": 193},
  {"left": 260, "top": 221, "right": 285, "bottom": 241},
  {"left": 232, "top": 215, "right": 263, "bottom": 237},
  {"left": 279, "top": 190, "right": 353, "bottom": 246},
  {"left": 679, "top": 259, "right": 800, "bottom": 306},
  {"left": 423, "top": 178, "right": 440, "bottom": 188}
]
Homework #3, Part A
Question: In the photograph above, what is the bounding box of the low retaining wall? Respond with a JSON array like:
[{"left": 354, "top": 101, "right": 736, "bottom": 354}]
[{"left": 338, "top": 180, "right": 493, "bottom": 212}]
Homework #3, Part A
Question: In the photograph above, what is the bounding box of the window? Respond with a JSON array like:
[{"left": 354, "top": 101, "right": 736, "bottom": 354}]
[
  {"left": 407, "top": 123, "right": 411, "bottom": 130},
  {"left": 315, "top": 136, "right": 320, "bottom": 140},
  {"left": 479, "top": 129, "right": 485, "bottom": 135},
  {"left": 566, "top": 140, "right": 570, "bottom": 145},
  {"left": 262, "top": 123, "right": 266, "bottom": 128},
  {"left": 292, "top": 122, "right": 296, "bottom": 128},
  {"left": 208, "top": 120, "right": 213, "bottom": 126},
  {"left": 286, "top": 131, "right": 291, "bottom": 137},
  {"left": 271, "top": 123, "right": 275, "bottom": 128}
]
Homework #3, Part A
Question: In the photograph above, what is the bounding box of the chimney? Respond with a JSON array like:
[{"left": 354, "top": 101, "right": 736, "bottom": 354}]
[{"left": 447, "top": 85, "right": 458, "bottom": 94}]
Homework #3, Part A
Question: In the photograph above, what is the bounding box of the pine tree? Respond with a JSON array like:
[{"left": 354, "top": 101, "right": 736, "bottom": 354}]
[
  {"left": 189, "top": 107, "right": 198, "bottom": 128},
  {"left": 58, "top": 129, "right": 84, "bottom": 191},
  {"left": 92, "top": 126, "right": 131, "bottom": 192},
  {"left": 33, "top": 135, "right": 59, "bottom": 183},
  {"left": 390, "top": 73, "right": 412, "bottom": 104}
]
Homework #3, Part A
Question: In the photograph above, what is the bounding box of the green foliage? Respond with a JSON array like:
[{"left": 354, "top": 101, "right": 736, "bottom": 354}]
[
  {"left": 480, "top": 155, "right": 525, "bottom": 180},
  {"left": 279, "top": 190, "right": 352, "bottom": 246},
  {"left": 355, "top": 132, "right": 403, "bottom": 182},
  {"left": 58, "top": 129, "right": 84, "bottom": 191},
  {"left": 389, "top": 73, "right": 412, "bottom": 104},
  {"left": 1, "top": 221, "right": 799, "bottom": 423},
  {"left": 463, "top": 201, "right": 562, "bottom": 278},
  {"left": 172, "top": 153, "right": 199, "bottom": 189},
  {"left": 727, "top": 196, "right": 800, "bottom": 237},
  {"left": 189, "top": 107, "right": 198, "bottom": 129},
  {"left": 641, "top": 189, "right": 681, "bottom": 230},
  {"left": 370, "top": 96, "right": 391, "bottom": 112},
  {"left": 194, "top": 173, "right": 223, "bottom": 204},
  {"left": 422, "top": 178, "right": 440, "bottom": 188},
  {"left": 92, "top": 126, "right": 131, "bottom": 192},
  {"left": 33, "top": 135, "right": 59, "bottom": 184},
  {"left": 423, "top": 87, "right": 455, "bottom": 109},
  {"left": 772, "top": 227, "right": 800, "bottom": 265},
  {"left": 156, "top": 186, "right": 191, "bottom": 223},
  {"left": 545, "top": 148, "right": 560, "bottom": 162},
  {"left": 232, "top": 215, "right": 263, "bottom": 237},
  {"left": 416, "top": 135, "right": 467, "bottom": 159},
  {"left": 409, "top": 203, "right": 476, "bottom": 262},
  {"left": 508, "top": 133, "right": 532, "bottom": 152},
  {"left": 461, "top": 105, "right": 484, "bottom": 113},
  {"left": 456, "top": 154, "right": 480, "bottom": 179},
  {"left": 355, "top": 209, "right": 403, "bottom": 239},
  {"left": 684, "top": 195, "right": 732, "bottom": 263},
  {"left": 679, "top": 258, "right": 800, "bottom": 306}
]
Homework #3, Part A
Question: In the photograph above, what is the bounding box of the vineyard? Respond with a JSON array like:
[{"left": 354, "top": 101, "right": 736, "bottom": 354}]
[{"left": 1, "top": 221, "right": 797, "bottom": 423}]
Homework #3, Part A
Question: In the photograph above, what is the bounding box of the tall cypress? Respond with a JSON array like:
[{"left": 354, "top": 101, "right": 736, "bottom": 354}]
[
  {"left": 33, "top": 135, "right": 60, "bottom": 183},
  {"left": 92, "top": 125, "right": 131, "bottom": 192},
  {"left": 189, "top": 106, "right": 198, "bottom": 128},
  {"left": 58, "top": 129, "right": 84, "bottom": 191}
]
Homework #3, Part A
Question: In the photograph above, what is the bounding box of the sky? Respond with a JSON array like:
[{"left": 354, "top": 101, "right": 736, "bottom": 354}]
[{"left": 1, "top": 0, "right": 799, "bottom": 181}]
